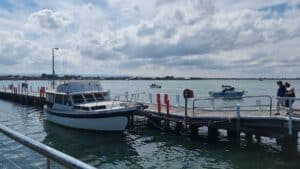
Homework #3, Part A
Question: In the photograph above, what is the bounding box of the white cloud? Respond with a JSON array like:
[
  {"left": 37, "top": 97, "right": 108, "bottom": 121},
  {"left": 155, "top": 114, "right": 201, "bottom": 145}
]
[
  {"left": 27, "top": 9, "right": 71, "bottom": 31},
  {"left": 0, "top": 0, "right": 300, "bottom": 77}
]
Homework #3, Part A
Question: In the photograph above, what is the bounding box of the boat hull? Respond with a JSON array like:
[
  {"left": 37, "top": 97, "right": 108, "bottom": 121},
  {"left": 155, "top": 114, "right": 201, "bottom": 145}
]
[
  {"left": 209, "top": 91, "right": 244, "bottom": 98},
  {"left": 44, "top": 108, "right": 131, "bottom": 131}
]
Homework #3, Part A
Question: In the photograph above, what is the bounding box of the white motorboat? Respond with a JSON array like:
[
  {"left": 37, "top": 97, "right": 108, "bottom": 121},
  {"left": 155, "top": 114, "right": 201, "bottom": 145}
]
[{"left": 44, "top": 80, "right": 143, "bottom": 131}]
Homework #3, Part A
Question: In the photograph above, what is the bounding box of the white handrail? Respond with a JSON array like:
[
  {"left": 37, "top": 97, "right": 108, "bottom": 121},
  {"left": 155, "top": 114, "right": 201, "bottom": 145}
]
[{"left": 0, "top": 123, "right": 96, "bottom": 169}]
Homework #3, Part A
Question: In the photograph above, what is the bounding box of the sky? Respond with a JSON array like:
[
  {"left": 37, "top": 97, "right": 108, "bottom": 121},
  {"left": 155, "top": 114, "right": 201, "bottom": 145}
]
[{"left": 0, "top": 0, "right": 300, "bottom": 77}]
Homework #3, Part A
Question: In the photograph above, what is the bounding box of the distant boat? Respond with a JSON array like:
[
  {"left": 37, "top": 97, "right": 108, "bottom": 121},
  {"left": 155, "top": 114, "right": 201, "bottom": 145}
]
[
  {"left": 149, "top": 83, "right": 161, "bottom": 89},
  {"left": 209, "top": 85, "right": 245, "bottom": 98},
  {"left": 258, "top": 77, "right": 264, "bottom": 81}
]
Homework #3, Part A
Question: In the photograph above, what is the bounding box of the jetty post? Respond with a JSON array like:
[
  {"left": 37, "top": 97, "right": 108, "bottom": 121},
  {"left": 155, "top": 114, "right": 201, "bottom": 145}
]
[
  {"left": 51, "top": 47, "right": 59, "bottom": 89},
  {"left": 281, "top": 99, "right": 298, "bottom": 154}
]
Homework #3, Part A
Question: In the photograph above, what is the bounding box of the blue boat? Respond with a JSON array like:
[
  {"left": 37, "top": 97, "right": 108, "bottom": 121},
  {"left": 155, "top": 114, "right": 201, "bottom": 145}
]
[
  {"left": 209, "top": 85, "right": 245, "bottom": 98},
  {"left": 149, "top": 83, "right": 162, "bottom": 89}
]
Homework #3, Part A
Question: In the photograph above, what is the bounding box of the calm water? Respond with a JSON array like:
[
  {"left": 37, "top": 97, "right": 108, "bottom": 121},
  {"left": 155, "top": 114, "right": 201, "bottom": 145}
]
[{"left": 0, "top": 80, "right": 300, "bottom": 169}]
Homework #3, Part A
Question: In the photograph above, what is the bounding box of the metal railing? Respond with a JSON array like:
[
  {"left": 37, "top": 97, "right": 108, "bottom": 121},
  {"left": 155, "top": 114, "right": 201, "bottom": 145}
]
[
  {"left": 192, "top": 95, "right": 273, "bottom": 116},
  {"left": 113, "top": 92, "right": 147, "bottom": 102},
  {"left": 0, "top": 123, "right": 96, "bottom": 169},
  {"left": 276, "top": 97, "right": 300, "bottom": 135},
  {"left": 113, "top": 92, "right": 182, "bottom": 107}
]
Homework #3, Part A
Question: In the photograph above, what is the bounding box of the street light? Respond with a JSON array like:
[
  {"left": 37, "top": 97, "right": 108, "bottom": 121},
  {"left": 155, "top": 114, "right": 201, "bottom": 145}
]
[{"left": 52, "top": 48, "right": 59, "bottom": 89}]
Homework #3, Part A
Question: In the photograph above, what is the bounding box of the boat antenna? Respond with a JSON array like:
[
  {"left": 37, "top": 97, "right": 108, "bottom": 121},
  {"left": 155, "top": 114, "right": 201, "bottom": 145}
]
[
  {"left": 52, "top": 48, "right": 59, "bottom": 89},
  {"left": 61, "top": 51, "right": 67, "bottom": 84}
]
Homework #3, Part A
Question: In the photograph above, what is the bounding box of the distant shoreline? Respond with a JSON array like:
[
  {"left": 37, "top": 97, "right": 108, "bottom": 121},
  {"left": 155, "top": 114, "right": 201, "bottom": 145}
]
[{"left": 0, "top": 75, "right": 299, "bottom": 81}]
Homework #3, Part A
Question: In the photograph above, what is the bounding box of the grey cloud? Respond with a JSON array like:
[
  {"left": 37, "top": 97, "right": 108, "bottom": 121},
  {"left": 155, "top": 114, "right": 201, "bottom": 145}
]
[
  {"left": 162, "top": 57, "right": 227, "bottom": 70},
  {"left": 70, "top": 0, "right": 300, "bottom": 77},
  {"left": 117, "top": 6, "right": 300, "bottom": 61},
  {"left": 136, "top": 23, "right": 157, "bottom": 37},
  {"left": 119, "top": 27, "right": 237, "bottom": 58},
  {"left": 76, "top": 32, "right": 120, "bottom": 60},
  {"left": 156, "top": 0, "right": 177, "bottom": 6},
  {"left": 28, "top": 9, "right": 71, "bottom": 30},
  {"left": 174, "top": 10, "right": 184, "bottom": 22},
  {"left": 79, "top": 47, "right": 119, "bottom": 60},
  {"left": 0, "top": 40, "right": 33, "bottom": 65},
  {"left": 120, "top": 56, "right": 227, "bottom": 70}
]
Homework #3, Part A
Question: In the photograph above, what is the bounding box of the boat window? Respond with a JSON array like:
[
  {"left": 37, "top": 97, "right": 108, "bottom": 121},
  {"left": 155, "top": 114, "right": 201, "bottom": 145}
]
[
  {"left": 84, "top": 94, "right": 95, "bottom": 102},
  {"left": 74, "top": 106, "right": 90, "bottom": 111},
  {"left": 72, "top": 95, "right": 85, "bottom": 104},
  {"left": 55, "top": 95, "right": 64, "bottom": 104},
  {"left": 94, "top": 93, "right": 105, "bottom": 101},
  {"left": 46, "top": 93, "right": 55, "bottom": 103},
  {"left": 63, "top": 95, "right": 72, "bottom": 105},
  {"left": 91, "top": 105, "right": 106, "bottom": 110}
]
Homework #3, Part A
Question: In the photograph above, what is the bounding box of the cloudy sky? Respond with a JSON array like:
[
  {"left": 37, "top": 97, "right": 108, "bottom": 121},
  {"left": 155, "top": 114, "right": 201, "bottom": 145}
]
[{"left": 0, "top": 0, "right": 300, "bottom": 77}]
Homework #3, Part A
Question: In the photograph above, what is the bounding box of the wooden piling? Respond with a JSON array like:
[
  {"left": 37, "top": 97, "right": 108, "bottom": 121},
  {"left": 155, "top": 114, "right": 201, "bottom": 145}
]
[
  {"left": 245, "top": 133, "right": 253, "bottom": 142},
  {"left": 189, "top": 124, "right": 198, "bottom": 136},
  {"left": 208, "top": 127, "right": 218, "bottom": 141},
  {"left": 175, "top": 122, "right": 183, "bottom": 133},
  {"left": 227, "top": 130, "right": 240, "bottom": 142},
  {"left": 281, "top": 131, "right": 298, "bottom": 155}
]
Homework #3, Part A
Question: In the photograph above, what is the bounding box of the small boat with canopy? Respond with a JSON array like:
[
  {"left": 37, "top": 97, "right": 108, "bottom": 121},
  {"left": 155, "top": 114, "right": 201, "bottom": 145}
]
[{"left": 209, "top": 85, "right": 245, "bottom": 98}]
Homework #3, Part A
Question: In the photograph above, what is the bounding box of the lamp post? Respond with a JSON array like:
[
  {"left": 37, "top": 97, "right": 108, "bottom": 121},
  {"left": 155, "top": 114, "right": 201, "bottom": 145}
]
[{"left": 52, "top": 48, "right": 59, "bottom": 89}]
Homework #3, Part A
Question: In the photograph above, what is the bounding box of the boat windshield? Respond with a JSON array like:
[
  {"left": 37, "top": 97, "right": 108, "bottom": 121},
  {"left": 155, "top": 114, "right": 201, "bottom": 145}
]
[
  {"left": 84, "top": 94, "right": 95, "bottom": 102},
  {"left": 72, "top": 95, "right": 85, "bottom": 104},
  {"left": 94, "top": 93, "right": 105, "bottom": 101}
]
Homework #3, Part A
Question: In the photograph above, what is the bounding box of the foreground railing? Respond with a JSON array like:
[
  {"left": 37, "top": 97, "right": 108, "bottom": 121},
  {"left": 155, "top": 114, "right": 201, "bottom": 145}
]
[{"left": 0, "top": 123, "right": 96, "bottom": 169}]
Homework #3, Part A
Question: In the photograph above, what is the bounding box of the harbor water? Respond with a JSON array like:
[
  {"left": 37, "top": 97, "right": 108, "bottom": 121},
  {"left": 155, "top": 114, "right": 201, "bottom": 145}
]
[{"left": 0, "top": 80, "right": 300, "bottom": 168}]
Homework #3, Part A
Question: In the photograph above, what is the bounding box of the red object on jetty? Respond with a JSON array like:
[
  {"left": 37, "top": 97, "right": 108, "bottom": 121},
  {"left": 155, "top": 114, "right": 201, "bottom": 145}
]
[
  {"left": 40, "top": 87, "right": 45, "bottom": 97},
  {"left": 164, "top": 94, "right": 170, "bottom": 115},
  {"left": 157, "top": 93, "right": 161, "bottom": 113},
  {"left": 183, "top": 89, "right": 194, "bottom": 99}
]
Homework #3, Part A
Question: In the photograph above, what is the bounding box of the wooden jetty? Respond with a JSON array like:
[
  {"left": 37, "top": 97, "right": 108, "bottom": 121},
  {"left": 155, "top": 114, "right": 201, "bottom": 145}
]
[
  {"left": 0, "top": 90, "right": 46, "bottom": 107},
  {"left": 0, "top": 90, "right": 299, "bottom": 154}
]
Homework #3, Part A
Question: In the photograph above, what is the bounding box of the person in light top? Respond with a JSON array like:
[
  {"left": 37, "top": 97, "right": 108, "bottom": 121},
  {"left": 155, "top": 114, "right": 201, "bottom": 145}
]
[{"left": 284, "top": 82, "right": 296, "bottom": 108}]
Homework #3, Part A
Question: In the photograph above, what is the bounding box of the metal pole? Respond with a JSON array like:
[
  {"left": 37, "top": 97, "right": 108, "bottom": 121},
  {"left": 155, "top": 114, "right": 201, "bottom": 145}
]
[
  {"left": 184, "top": 98, "right": 188, "bottom": 128},
  {"left": 149, "top": 93, "right": 152, "bottom": 104},
  {"left": 125, "top": 91, "right": 128, "bottom": 101},
  {"left": 51, "top": 48, "right": 58, "bottom": 89},
  {"left": 288, "top": 99, "right": 293, "bottom": 135},
  {"left": 211, "top": 98, "right": 215, "bottom": 109},
  {"left": 176, "top": 94, "right": 180, "bottom": 107},
  {"left": 47, "top": 158, "right": 51, "bottom": 169},
  {"left": 236, "top": 104, "right": 240, "bottom": 132},
  {"left": 52, "top": 48, "right": 55, "bottom": 89}
]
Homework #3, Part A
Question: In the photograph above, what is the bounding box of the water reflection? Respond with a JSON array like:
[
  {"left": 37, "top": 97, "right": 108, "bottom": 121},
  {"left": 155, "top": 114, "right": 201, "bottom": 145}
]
[{"left": 42, "top": 122, "right": 139, "bottom": 167}]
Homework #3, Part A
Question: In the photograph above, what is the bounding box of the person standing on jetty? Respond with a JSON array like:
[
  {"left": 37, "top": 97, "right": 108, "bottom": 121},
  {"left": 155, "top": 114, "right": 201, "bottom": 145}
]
[
  {"left": 275, "top": 81, "right": 286, "bottom": 115},
  {"left": 284, "top": 82, "right": 296, "bottom": 108}
]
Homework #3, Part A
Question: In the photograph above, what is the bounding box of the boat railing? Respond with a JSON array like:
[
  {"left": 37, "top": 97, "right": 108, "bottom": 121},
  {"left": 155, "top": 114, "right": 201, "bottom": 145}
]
[
  {"left": 113, "top": 92, "right": 183, "bottom": 107},
  {"left": 192, "top": 95, "right": 273, "bottom": 116},
  {"left": 0, "top": 123, "right": 96, "bottom": 169},
  {"left": 111, "top": 92, "right": 148, "bottom": 108}
]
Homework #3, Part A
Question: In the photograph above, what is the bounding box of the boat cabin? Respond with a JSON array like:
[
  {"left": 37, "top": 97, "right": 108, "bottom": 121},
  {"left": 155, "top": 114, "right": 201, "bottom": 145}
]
[{"left": 45, "top": 81, "right": 110, "bottom": 111}]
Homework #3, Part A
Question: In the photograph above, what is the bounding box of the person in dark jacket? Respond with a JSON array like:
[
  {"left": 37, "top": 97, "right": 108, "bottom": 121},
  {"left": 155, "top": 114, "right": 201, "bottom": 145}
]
[
  {"left": 277, "top": 81, "right": 286, "bottom": 97},
  {"left": 275, "top": 81, "right": 286, "bottom": 115}
]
